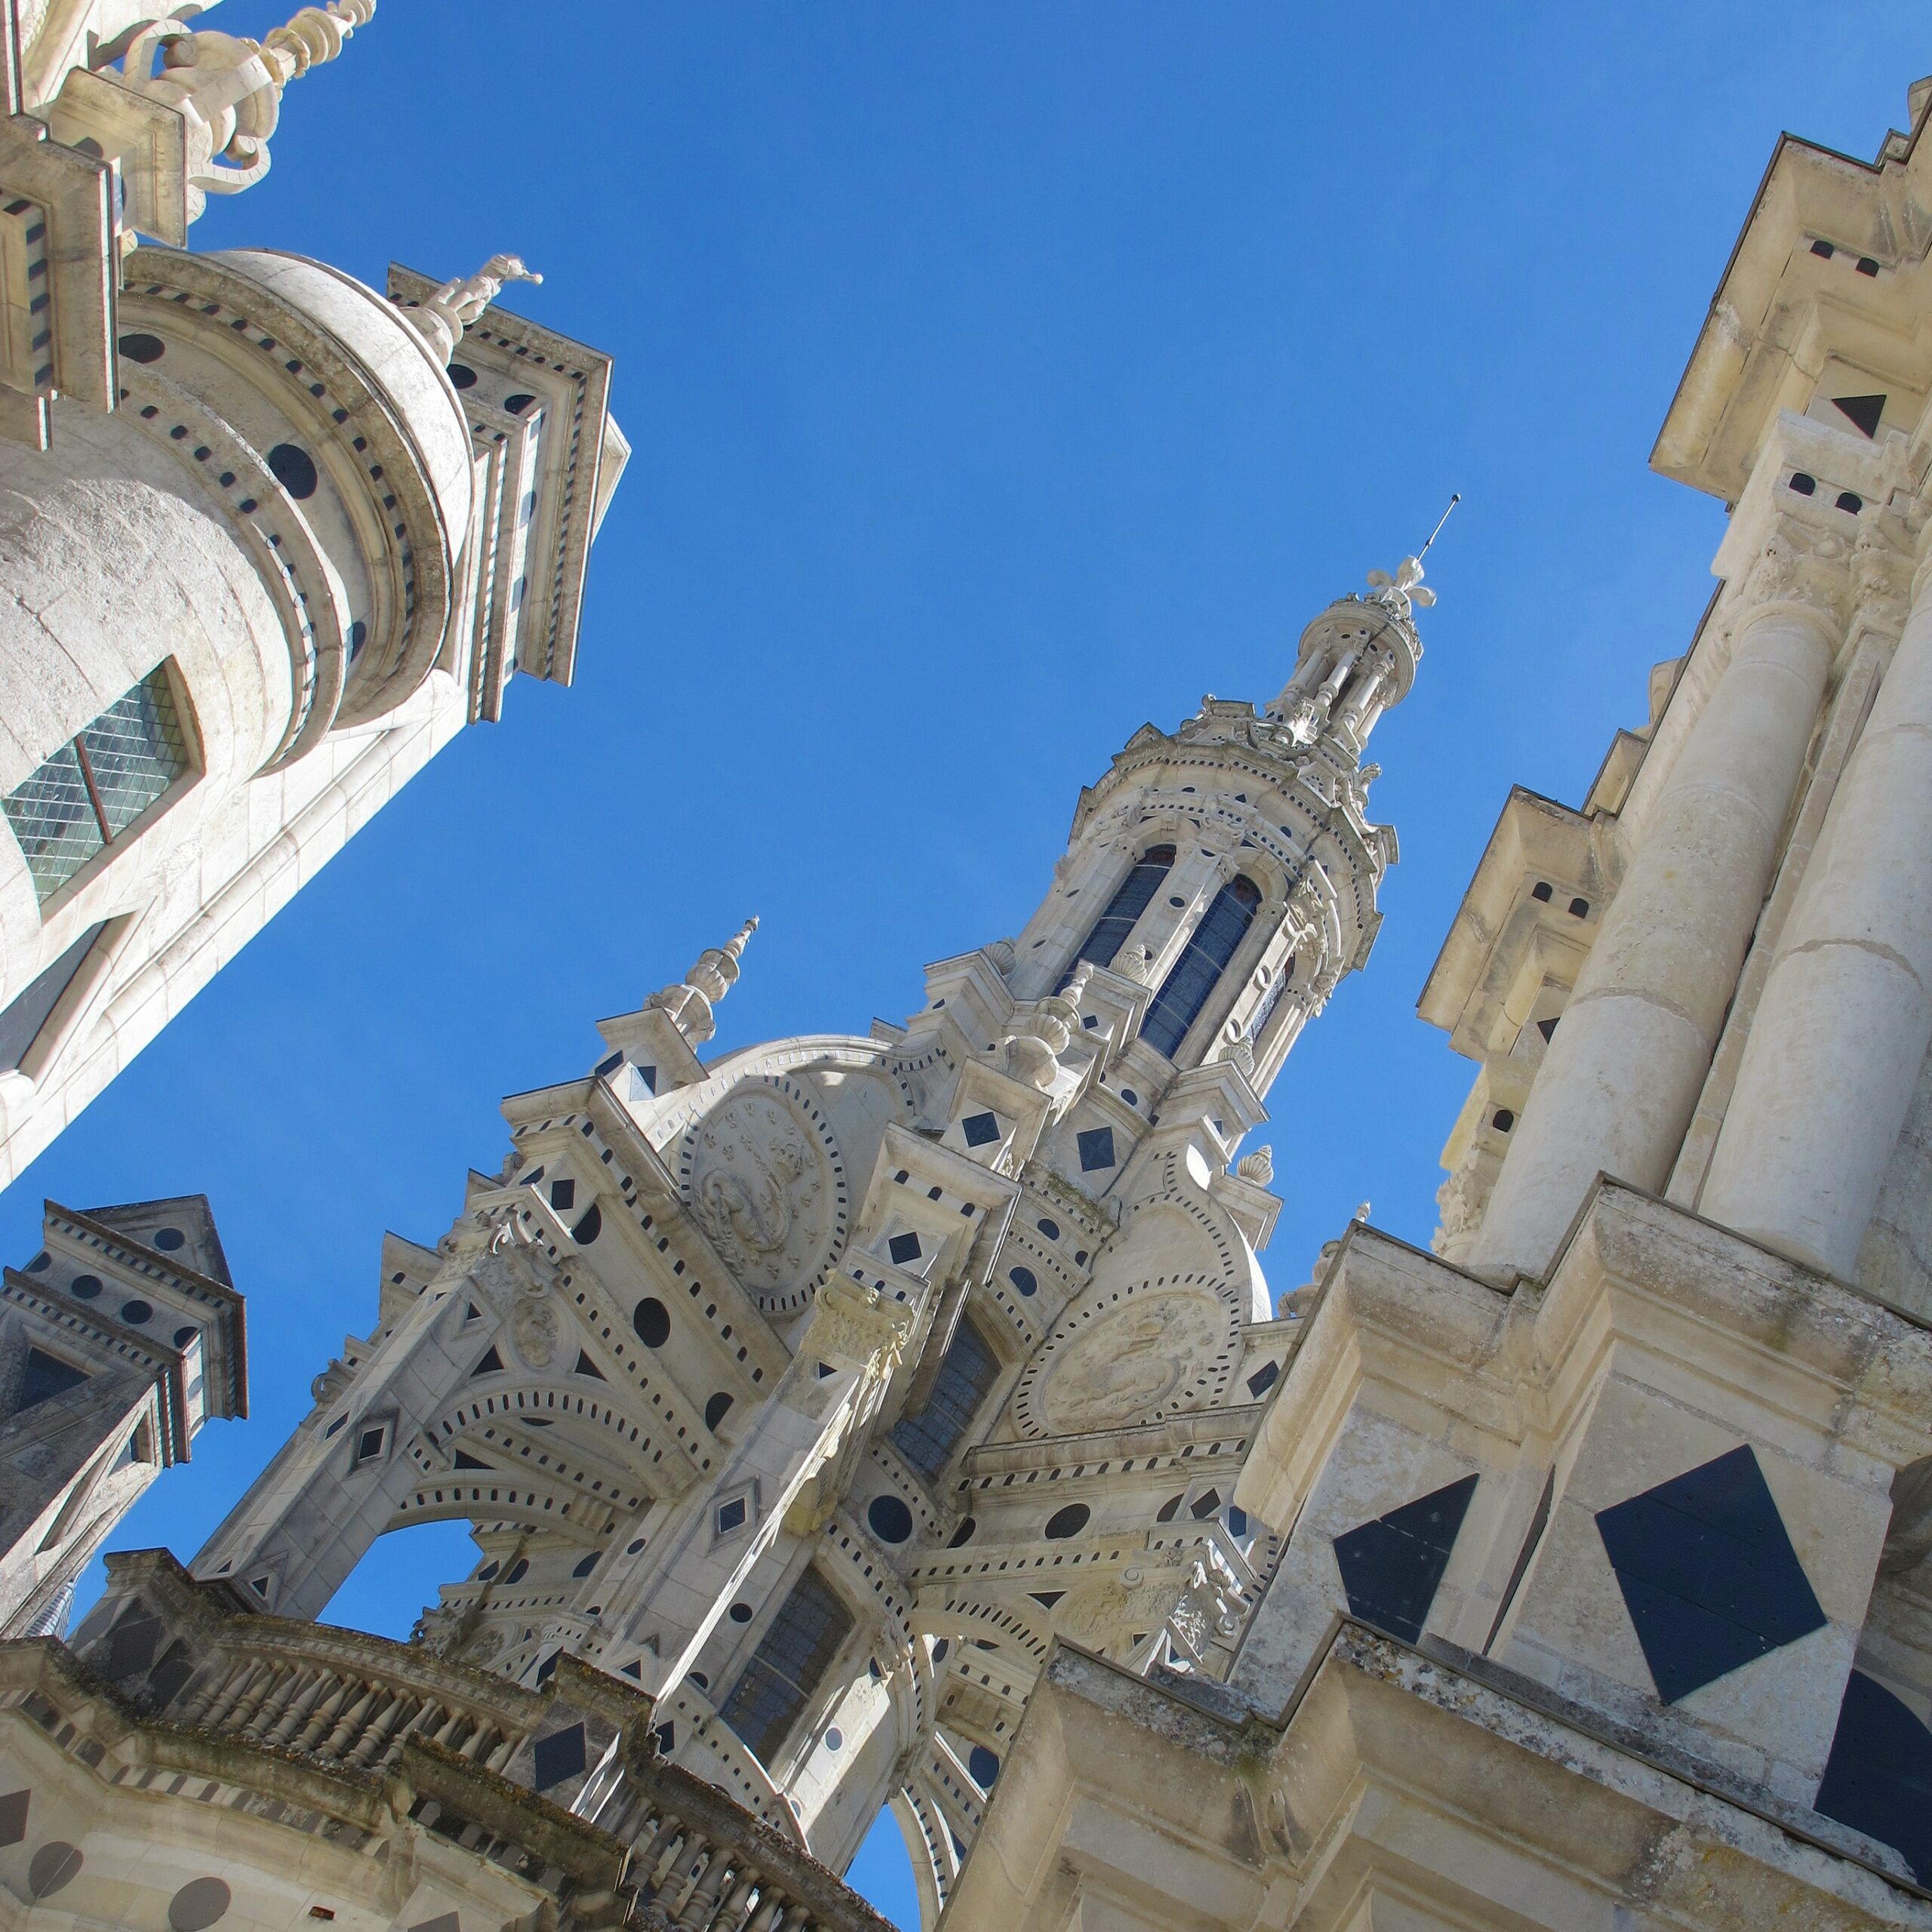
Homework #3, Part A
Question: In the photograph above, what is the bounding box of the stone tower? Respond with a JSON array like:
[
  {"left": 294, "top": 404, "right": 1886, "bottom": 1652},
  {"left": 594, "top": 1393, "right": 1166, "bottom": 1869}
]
[
  {"left": 66, "top": 558, "right": 1429, "bottom": 1921},
  {"left": 0, "top": 1193, "right": 242, "bottom": 1639},
  {"left": 0, "top": 1, "right": 629, "bottom": 1189},
  {"left": 21, "top": 50, "right": 1932, "bottom": 1932}
]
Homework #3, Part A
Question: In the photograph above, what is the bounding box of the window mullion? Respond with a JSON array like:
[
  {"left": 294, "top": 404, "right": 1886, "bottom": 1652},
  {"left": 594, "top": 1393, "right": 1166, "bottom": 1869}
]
[{"left": 70, "top": 734, "right": 113, "bottom": 844}]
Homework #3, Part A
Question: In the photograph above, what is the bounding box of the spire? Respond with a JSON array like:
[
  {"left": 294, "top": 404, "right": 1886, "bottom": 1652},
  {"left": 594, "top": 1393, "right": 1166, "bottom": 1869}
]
[
  {"left": 403, "top": 254, "right": 544, "bottom": 365},
  {"left": 1269, "top": 552, "right": 1438, "bottom": 752},
  {"left": 643, "top": 917, "right": 758, "bottom": 1047}
]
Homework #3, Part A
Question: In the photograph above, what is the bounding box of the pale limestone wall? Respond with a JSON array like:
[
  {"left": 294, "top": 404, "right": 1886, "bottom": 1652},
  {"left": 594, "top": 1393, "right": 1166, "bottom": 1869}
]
[
  {"left": 1859, "top": 1031, "right": 1932, "bottom": 1318},
  {"left": 0, "top": 678, "right": 468, "bottom": 1187}
]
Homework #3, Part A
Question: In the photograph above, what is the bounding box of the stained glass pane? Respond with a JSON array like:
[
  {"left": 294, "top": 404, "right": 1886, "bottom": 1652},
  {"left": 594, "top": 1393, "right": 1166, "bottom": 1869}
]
[
  {"left": 1143, "top": 875, "right": 1262, "bottom": 1060},
  {"left": 718, "top": 1564, "right": 854, "bottom": 1764},
  {"left": 891, "top": 1318, "right": 1000, "bottom": 1479},
  {"left": 2, "top": 742, "right": 103, "bottom": 900},
  {"left": 1061, "top": 844, "right": 1176, "bottom": 988},
  {"left": 79, "top": 666, "right": 189, "bottom": 838}
]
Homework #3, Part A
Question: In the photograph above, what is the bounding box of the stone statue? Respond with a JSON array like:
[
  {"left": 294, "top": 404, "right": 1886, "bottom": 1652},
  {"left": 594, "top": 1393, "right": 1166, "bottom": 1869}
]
[{"left": 405, "top": 253, "right": 545, "bottom": 363}]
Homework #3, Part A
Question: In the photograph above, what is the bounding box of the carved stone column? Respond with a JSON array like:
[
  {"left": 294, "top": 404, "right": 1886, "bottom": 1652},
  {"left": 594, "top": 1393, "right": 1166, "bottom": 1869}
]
[
  {"left": 1469, "top": 535, "right": 1842, "bottom": 1284},
  {"left": 1702, "top": 519, "right": 1932, "bottom": 1277}
]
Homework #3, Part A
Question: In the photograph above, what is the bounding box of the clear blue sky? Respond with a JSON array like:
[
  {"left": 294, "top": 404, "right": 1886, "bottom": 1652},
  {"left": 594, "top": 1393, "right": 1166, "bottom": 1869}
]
[{"left": 11, "top": 7, "right": 1927, "bottom": 1923}]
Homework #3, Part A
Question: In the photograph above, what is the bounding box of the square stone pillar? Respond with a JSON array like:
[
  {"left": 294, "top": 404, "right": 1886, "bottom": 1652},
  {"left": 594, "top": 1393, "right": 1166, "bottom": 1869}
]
[{"left": 1234, "top": 1184, "right": 1932, "bottom": 1813}]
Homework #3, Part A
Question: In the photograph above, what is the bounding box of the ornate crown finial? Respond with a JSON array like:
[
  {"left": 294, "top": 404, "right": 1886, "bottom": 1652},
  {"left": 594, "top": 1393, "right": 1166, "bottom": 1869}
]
[
  {"left": 403, "top": 254, "right": 543, "bottom": 364},
  {"left": 1363, "top": 555, "right": 1436, "bottom": 621},
  {"left": 1361, "top": 493, "right": 1457, "bottom": 622}
]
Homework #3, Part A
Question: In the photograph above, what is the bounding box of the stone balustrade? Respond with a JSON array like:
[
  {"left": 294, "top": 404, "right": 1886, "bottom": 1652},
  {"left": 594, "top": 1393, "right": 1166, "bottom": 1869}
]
[{"left": 38, "top": 1551, "right": 888, "bottom": 1932}]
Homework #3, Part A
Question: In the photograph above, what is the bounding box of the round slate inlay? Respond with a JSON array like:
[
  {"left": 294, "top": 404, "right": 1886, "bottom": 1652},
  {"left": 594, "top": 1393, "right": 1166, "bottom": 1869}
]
[
  {"left": 867, "top": 1494, "right": 913, "bottom": 1544},
  {"left": 169, "top": 1877, "right": 232, "bottom": 1931},
  {"left": 266, "top": 444, "right": 318, "bottom": 500},
  {"left": 28, "top": 1842, "right": 82, "bottom": 1897},
  {"left": 153, "top": 1227, "right": 186, "bottom": 1251},
  {"left": 69, "top": 1274, "right": 101, "bottom": 1299}
]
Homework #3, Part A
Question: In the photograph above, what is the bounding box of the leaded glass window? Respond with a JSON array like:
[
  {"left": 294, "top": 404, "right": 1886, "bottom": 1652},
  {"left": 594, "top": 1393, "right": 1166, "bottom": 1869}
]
[
  {"left": 1060, "top": 844, "right": 1175, "bottom": 986},
  {"left": 718, "top": 1564, "right": 854, "bottom": 1765},
  {"left": 891, "top": 1317, "right": 1000, "bottom": 1478},
  {"left": 1142, "top": 875, "right": 1263, "bottom": 1060},
  {"left": 2, "top": 666, "right": 189, "bottom": 900}
]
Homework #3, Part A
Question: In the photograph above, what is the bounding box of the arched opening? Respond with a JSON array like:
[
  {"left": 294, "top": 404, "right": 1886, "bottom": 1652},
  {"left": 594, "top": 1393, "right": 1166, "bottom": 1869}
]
[
  {"left": 318, "top": 1518, "right": 481, "bottom": 1640},
  {"left": 1062, "top": 844, "right": 1176, "bottom": 983},
  {"left": 1143, "top": 874, "right": 1263, "bottom": 1060}
]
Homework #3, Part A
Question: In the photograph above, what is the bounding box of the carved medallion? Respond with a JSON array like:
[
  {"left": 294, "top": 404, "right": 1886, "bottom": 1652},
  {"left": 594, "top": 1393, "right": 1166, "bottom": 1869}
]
[
  {"left": 1060, "top": 1562, "right": 1191, "bottom": 1646},
  {"left": 1014, "top": 1275, "right": 1238, "bottom": 1438},
  {"left": 682, "top": 1084, "right": 839, "bottom": 1308}
]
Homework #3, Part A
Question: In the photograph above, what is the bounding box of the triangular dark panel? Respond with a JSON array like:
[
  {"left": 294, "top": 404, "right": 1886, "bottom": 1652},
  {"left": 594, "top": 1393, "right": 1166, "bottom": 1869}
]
[
  {"left": 452, "top": 1451, "right": 492, "bottom": 1471},
  {"left": 1832, "top": 392, "right": 1886, "bottom": 438},
  {"left": 574, "top": 1350, "right": 605, "bottom": 1380},
  {"left": 470, "top": 1345, "right": 506, "bottom": 1377},
  {"left": 18, "top": 1348, "right": 89, "bottom": 1412},
  {"left": 1332, "top": 1473, "right": 1479, "bottom": 1643},
  {"left": 1815, "top": 1670, "right": 1932, "bottom": 1884}
]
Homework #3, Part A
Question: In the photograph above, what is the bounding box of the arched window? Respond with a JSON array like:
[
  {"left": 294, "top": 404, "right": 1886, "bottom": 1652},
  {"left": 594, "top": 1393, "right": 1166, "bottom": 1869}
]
[
  {"left": 1063, "top": 844, "right": 1174, "bottom": 983},
  {"left": 2, "top": 664, "right": 190, "bottom": 901},
  {"left": 1142, "top": 875, "right": 1263, "bottom": 1060}
]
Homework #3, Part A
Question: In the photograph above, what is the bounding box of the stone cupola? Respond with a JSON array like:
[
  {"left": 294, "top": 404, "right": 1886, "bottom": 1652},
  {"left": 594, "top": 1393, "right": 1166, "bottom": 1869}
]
[{"left": 994, "top": 559, "right": 1433, "bottom": 1099}]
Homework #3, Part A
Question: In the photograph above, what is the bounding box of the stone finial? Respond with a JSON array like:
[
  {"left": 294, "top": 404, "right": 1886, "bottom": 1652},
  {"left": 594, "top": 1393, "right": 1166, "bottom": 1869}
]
[
  {"left": 1235, "top": 1145, "right": 1274, "bottom": 1186},
  {"left": 1352, "top": 1200, "right": 1371, "bottom": 1223},
  {"left": 643, "top": 917, "right": 757, "bottom": 1048},
  {"left": 403, "top": 254, "right": 543, "bottom": 364},
  {"left": 686, "top": 915, "right": 757, "bottom": 1004}
]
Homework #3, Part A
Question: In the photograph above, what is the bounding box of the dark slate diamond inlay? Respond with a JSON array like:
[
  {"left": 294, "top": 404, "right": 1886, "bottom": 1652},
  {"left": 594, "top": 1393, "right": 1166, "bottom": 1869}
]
[
  {"left": 1076, "top": 1125, "right": 1116, "bottom": 1172},
  {"left": 1595, "top": 1443, "right": 1826, "bottom": 1705},
  {"left": 1332, "top": 1473, "right": 1478, "bottom": 1643},
  {"left": 888, "top": 1232, "right": 922, "bottom": 1266},
  {"left": 530, "top": 1721, "right": 588, "bottom": 1792},
  {"left": 961, "top": 1111, "right": 1000, "bottom": 1148},
  {"left": 1815, "top": 1669, "right": 1932, "bottom": 1884},
  {"left": 106, "top": 1606, "right": 162, "bottom": 1678}
]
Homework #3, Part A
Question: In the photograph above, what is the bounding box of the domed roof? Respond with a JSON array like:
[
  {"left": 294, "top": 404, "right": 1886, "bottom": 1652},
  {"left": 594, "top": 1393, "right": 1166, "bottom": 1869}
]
[{"left": 206, "top": 248, "right": 473, "bottom": 561}]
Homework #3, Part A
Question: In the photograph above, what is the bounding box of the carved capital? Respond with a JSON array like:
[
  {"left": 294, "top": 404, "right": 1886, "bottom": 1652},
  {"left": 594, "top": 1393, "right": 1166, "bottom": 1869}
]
[
  {"left": 805, "top": 1274, "right": 918, "bottom": 1372},
  {"left": 1737, "top": 521, "right": 1850, "bottom": 631},
  {"left": 1852, "top": 518, "right": 1918, "bottom": 625}
]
